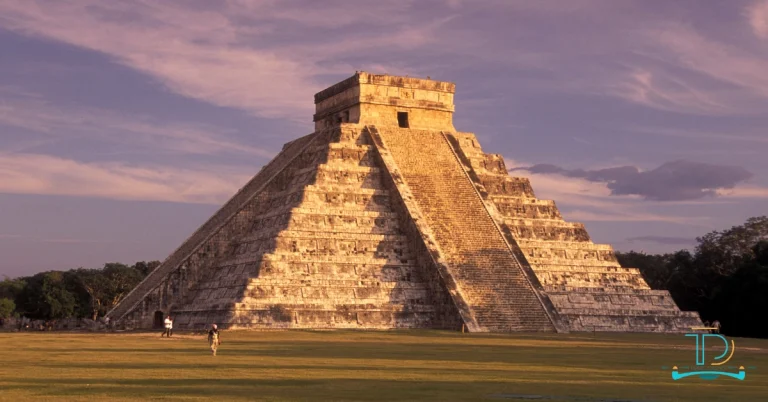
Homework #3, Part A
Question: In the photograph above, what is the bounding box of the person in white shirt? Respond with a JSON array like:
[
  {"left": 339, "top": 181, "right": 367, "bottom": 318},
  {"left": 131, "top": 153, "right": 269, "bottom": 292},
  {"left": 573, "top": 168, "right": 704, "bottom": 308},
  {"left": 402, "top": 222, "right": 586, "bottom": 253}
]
[{"left": 161, "top": 315, "right": 173, "bottom": 337}]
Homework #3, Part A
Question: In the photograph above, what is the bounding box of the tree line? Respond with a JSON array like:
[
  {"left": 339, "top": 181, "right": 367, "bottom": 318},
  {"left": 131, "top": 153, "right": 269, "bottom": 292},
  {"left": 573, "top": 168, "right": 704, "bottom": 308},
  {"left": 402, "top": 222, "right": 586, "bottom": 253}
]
[
  {"left": 616, "top": 216, "right": 768, "bottom": 339},
  {"left": 0, "top": 261, "right": 159, "bottom": 321},
  {"left": 1, "top": 217, "right": 766, "bottom": 338}
]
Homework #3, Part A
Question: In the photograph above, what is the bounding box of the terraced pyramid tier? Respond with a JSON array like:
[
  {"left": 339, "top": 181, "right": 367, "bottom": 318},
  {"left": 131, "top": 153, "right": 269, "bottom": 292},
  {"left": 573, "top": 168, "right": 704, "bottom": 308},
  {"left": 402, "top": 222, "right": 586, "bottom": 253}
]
[
  {"left": 445, "top": 131, "right": 702, "bottom": 332},
  {"left": 109, "top": 71, "right": 701, "bottom": 333},
  {"left": 112, "top": 126, "right": 462, "bottom": 330}
]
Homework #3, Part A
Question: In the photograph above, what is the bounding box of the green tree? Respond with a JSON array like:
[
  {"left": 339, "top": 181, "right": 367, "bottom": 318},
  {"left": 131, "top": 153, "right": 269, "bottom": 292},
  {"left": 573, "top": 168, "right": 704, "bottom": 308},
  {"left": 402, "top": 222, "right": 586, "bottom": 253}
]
[
  {"left": 102, "top": 263, "right": 144, "bottom": 309},
  {"left": 72, "top": 268, "right": 109, "bottom": 320},
  {"left": 0, "top": 277, "right": 26, "bottom": 309},
  {"left": 615, "top": 251, "right": 669, "bottom": 289},
  {"left": 0, "top": 297, "right": 15, "bottom": 318},
  {"left": 68, "top": 264, "right": 144, "bottom": 320},
  {"left": 694, "top": 216, "right": 768, "bottom": 276},
  {"left": 133, "top": 260, "right": 161, "bottom": 277},
  {"left": 18, "top": 271, "right": 78, "bottom": 319},
  {"left": 714, "top": 241, "right": 768, "bottom": 338},
  {"left": 618, "top": 217, "right": 768, "bottom": 332}
]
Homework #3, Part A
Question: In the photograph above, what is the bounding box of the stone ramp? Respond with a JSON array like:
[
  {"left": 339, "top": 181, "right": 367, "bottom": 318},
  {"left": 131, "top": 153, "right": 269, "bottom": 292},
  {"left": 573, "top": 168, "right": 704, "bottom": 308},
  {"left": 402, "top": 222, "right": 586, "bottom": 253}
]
[{"left": 369, "top": 126, "right": 558, "bottom": 332}]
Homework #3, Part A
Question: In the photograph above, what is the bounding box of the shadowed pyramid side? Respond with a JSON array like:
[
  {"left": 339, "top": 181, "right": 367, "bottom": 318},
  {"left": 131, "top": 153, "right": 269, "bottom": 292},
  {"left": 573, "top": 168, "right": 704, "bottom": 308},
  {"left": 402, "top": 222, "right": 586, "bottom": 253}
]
[{"left": 445, "top": 131, "right": 703, "bottom": 332}]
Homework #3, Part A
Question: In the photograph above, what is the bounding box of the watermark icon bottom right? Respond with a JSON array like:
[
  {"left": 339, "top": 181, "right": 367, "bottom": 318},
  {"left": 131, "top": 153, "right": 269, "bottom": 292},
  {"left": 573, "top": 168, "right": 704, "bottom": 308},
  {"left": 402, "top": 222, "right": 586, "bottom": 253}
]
[{"left": 663, "top": 326, "right": 757, "bottom": 381}]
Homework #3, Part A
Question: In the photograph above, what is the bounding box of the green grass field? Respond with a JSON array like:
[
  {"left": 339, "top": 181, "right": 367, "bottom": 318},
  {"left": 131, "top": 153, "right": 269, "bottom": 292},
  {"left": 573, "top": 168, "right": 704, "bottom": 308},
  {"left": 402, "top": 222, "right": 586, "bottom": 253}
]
[{"left": 0, "top": 330, "right": 766, "bottom": 401}]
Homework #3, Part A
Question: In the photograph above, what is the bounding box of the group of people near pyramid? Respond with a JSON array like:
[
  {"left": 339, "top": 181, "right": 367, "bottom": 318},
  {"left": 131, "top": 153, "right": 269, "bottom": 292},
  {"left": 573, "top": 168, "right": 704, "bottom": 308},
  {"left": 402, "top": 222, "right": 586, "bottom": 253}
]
[{"left": 160, "top": 315, "right": 221, "bottom": 356}]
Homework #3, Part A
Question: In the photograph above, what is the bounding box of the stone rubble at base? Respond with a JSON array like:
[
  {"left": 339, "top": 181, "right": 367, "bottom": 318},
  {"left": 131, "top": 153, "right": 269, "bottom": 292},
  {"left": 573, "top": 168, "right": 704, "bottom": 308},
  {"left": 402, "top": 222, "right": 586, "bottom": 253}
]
[{"left": 107, "top": 72, "right": 702, "bottom": 333}]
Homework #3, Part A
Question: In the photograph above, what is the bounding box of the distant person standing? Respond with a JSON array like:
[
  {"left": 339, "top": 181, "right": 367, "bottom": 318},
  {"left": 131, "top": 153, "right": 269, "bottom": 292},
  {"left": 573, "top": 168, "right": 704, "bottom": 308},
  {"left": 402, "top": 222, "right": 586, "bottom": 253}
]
[
  {"left": 208, "top": 324, "right": 221, "bottom": 356},
  {"left": 712, "top": 320, "right": 721, "bottom": 334},
  {"left": 161, "top": 315, "right": 173, "bottom": 337}
]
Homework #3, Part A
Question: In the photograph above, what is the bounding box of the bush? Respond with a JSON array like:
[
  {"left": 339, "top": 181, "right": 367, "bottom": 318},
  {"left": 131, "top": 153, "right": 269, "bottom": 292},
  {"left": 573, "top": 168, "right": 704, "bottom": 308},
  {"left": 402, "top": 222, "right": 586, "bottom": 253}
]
[{"left": 0, "top": 298, "right": 15, "bottom": 318}]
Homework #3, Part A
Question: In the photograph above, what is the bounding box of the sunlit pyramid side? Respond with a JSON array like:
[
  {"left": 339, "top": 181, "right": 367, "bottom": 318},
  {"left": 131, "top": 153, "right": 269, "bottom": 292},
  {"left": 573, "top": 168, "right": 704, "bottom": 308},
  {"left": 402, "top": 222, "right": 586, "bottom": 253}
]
[{"left": 108, "top": 72, "right": 703, "bottom": 332}]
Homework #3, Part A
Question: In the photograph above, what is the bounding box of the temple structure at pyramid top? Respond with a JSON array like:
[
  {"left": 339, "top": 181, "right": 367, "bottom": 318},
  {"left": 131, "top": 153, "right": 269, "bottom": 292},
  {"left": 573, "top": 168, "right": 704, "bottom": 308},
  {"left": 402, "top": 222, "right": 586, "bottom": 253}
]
[
  {"left": 313, "top": 72, "right": 456, "bottom": 131},
  {"left": 108, "top": 72, "right": 702, "bottom": 333}
]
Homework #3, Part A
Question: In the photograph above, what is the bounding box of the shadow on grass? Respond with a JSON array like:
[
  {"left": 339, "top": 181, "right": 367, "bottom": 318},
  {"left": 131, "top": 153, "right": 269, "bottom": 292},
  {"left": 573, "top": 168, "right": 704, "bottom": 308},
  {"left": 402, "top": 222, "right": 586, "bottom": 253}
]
[
  {"left": 20, "top": 340, "right": 693, "bottom": 370},
  {"left": 0, "top": 377, "right": 660, "bottom": 402}
]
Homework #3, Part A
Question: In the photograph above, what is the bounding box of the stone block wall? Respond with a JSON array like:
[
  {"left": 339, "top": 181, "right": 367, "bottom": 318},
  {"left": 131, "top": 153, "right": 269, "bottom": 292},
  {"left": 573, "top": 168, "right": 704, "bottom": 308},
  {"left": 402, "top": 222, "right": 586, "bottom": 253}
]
[
  {"left": 447, "top": 132, "right": 702, "bottom": 332},
  {"left": 370, "top": 126, "right": 557, "bottom": 332},
  {"left": 117, "top": 125, "right": 462, "bottom": 330},
  {"left": 111, "top": 72, "right": 702, "bottom": 334},
  {"left": 313, "top": 72, "right": 456, "bottom": 131}
]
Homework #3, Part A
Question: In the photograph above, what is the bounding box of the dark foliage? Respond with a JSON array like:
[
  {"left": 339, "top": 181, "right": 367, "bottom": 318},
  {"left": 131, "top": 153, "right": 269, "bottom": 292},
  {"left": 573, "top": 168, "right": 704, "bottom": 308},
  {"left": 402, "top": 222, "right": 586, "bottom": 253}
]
[
  {"left": 2, "top": 260, "right": 159, "bottom": 320},
  {"left": 617, "top": 216, "right": 768, "bottom": 338}
]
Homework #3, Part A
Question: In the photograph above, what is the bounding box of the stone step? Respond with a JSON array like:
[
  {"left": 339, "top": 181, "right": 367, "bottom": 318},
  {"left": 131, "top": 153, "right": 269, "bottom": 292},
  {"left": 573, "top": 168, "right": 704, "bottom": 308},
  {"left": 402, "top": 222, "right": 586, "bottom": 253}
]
[
  {"left": 247, "top": 219, "right": 401, "bottom": 240},
  {"left": 503, "top": 218, "right": 587, "bottom": 228},
  {"left": 241, "top": 230, "right": 409, "bottom": 243},
  {"left": 245, "top": 278, "right": 428, "bottom": 288},
  {"left": 531, "top": 264, "right": 639, "bottom": 274},
  {"left": 544, "top": 287, "right": 672, "bottom": 295},
  {"left": 219, "top": 254, "right": 417, "bottom": 269},
  {"left": 374, "top": 127, "right": 556, "bottom": 332},
  {"left": 175, "top": 304, "right": 438, "bottom": 314},
  {"left": 535, "top": 273, "right": 650, "bottom": 289},
  {"left": 516, "top": 239, "right": 614, "bottom": 251},
  {"left": 562, "top": 314, "right": 702, "bottom": 332},
  {"left": 251, "top": 207, "right": 397, "bottom": 226},
  {"left": 476, "top": 174, "right": 537, "bottom": 198},
  {"left": 503, "top": 222, "right": 591, "bottom": 243},
  {"left": 526, "top": 256, "right": 618, "bottom": 267},
  {"left": 491, "top": 200, "right": 562, "bottom": 220},
  {"left": 258, "top": 268, "right": 419, "bottom": 283},
  {"left": 556, "top": 308, "right": 695, "bottom": 316}
]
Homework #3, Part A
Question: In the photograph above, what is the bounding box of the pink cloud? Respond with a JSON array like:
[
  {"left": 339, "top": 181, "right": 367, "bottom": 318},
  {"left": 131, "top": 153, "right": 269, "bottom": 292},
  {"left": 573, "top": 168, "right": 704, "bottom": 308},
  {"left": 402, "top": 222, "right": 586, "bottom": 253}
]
[
  {"left": 0, "top": 88, "right": 273, "bottom": 157},
  {"left": 0, "top": 153, "right": 252, "bottom": 204},
  {"left": 749, "top": 0, "right": 768, "bottom": 38},
  {"left": 0, "top": 1, "right": 454, "bottom": 119}
]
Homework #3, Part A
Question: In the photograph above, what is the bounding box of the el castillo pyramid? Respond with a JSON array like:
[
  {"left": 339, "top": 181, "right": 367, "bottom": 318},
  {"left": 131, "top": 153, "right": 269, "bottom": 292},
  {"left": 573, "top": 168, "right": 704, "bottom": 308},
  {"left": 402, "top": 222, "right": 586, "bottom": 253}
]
[{"left": 108, "top": 72, "right": 702, "bottom": 333}]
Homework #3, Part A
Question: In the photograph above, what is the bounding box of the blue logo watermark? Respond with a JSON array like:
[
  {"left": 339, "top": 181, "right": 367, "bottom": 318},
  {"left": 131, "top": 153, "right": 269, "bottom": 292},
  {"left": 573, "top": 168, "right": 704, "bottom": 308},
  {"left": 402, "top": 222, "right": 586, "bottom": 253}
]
[{"left": 666, "top": 327, "right": 754, "bottom": 381}]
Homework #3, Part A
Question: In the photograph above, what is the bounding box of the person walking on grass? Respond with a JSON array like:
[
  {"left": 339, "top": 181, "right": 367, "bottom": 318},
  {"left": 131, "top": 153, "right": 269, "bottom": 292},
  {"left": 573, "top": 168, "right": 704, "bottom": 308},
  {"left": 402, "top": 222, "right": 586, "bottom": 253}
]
[
  {"left": 161, "top": 315, "right": 173, "bottom": 337},
  {"left": 208, "top": 324, "right": 221, "bottom": 356}
]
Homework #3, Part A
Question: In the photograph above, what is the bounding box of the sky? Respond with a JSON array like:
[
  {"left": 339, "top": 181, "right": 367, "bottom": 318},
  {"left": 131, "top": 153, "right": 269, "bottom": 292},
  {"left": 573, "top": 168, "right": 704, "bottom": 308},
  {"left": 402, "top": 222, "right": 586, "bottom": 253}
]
[{"left": 1, "top": 0, "right": 767, "bottom": 278}]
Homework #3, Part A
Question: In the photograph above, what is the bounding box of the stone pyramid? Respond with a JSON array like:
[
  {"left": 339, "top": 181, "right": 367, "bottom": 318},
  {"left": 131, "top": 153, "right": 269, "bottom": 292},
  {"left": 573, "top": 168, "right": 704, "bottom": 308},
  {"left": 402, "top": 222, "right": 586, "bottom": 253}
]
[{"left": 108, "top": 72, "right": 702, "bottom": 332}]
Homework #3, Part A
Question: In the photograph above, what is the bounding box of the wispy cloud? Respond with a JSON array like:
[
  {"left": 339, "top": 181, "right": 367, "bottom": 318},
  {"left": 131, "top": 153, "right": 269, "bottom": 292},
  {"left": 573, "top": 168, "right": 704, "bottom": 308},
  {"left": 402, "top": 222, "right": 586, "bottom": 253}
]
[
  {"left": 606, "top": 68, "right": 740, "bottom": 115},
  {"left": 716, "top": 185, "right": 768, "bottom": 198},
  {"left": 504, "top": 158, "right": 709, "bottom": 226},
  {"left": 0, "top": 1, "right": 455, "bottom": 119},
  {"left": 623, "top": 126, "right": 768, "bottom": 145},
  {"left": 0, "top": 87, "right": 272, "bottom": 157},
  {"left": 0, "top": 233, "right": 129, "bottom": 244},
  {"left": 748, "top": 0, "right": 768, "bottom": 39},
  {"left": 626, "top": 235, "right": 696, "bottom": 246},
  {"left": 477, "top": 3, "right": 768, "bottom": 116},
  {"left": 647, "top": 24, "right": 768, "bottom": 99},
  {"left": 513, "top": 160, "right": 755, "bottom": 201},
  {"left": 0, "top": 153, "right": 251, "bottom": 204}
]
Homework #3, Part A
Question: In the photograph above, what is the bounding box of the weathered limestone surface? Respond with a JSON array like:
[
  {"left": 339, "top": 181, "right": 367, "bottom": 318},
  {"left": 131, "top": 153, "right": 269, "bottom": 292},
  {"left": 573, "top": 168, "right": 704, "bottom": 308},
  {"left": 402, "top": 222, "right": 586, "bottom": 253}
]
[
  {"left": 109, "top": 71, "right": 701, "bottom": 333},
  {"left": 446, "top": 132, "right": 702, "bottom": 332},
  {"left": 368, "top": 127, "right": 558, "bottom": 332},
  {"left": 115, "top": 126, "right": 461, "bottom": 330}
]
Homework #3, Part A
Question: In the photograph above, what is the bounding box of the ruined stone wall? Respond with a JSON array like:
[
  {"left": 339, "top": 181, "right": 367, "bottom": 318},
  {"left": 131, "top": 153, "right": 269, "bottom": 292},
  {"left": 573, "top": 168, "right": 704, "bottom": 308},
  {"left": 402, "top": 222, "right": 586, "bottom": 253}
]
[{"left": 447, "top": 132, "right": 702, "bottom": 332}]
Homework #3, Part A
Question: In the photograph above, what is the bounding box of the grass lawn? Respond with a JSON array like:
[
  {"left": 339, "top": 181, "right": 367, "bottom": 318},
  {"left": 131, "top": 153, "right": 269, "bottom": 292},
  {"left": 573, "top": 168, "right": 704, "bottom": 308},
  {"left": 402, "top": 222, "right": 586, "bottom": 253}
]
[{"left": 0, "top": 330, "right": 765, "bottom": 401}]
